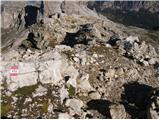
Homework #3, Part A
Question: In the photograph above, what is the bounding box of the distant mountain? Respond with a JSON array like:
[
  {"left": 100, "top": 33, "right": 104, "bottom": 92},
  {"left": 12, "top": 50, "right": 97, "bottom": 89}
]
[
  {"left": 87, "top": 1, "right": 159, "bottom": 30},
  {"left": 88, "top": 1, "right": 159, "bottom": 13}
]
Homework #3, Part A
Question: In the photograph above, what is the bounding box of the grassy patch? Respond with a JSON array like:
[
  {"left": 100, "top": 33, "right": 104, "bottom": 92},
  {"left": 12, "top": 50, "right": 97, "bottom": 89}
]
[
  {"left": 42, "top": 101, "right": 48, "bottom": 113},
  {"left": 89, "top": 45, "right": 112, "bottom": 55},
  {"left": 12, "top": 84, "right": 38, "bottom": 97},
  {"left": 0, "top": 104, "right": 11, "bottom": 116},
  {"left": 88, "top": 45, "right": 121, "bottom": 64},
  {"left": 66, "top": 85, "right": 75, "bottom": 97}
]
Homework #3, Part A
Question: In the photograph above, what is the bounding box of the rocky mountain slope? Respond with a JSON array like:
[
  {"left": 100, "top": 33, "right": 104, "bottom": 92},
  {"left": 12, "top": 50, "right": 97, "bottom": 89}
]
[{"left": 1, "top": 1, "right": 159, "bottom": 119}]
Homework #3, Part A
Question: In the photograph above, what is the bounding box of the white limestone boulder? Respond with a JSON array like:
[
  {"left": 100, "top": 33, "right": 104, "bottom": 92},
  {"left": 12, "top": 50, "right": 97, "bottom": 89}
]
[{"left": 4, "top": 62, "right": 38, "bottom": 91}]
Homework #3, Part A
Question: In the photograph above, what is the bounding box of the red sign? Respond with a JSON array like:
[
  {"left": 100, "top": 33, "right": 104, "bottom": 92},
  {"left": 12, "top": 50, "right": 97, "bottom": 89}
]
[{"left": 10, "top": 66, "right": 19, "bottom": 76}]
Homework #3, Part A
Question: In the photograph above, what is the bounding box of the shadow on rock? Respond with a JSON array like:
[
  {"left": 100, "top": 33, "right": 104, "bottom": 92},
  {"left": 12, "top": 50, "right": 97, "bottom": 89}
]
[
  {"left": 87, "top": 99, "right": 112, "bottom": 118},
  {"left": 24, "top": 5, "right": 39, "bottom": 28},
  {"left": 121, "top": 81, "right": 153, "bottom": 118},
  {"left": 61, "top": 24, "right": 93, "bottom": 47},
  {"left": 1, "top": 116, "right": 12, "bottom": 119}
]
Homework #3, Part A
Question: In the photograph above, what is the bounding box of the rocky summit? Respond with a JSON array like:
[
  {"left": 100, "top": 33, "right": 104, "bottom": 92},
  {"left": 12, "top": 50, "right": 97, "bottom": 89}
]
[{"left": 0, "top": 1, "right": 159, "bottom": 119}]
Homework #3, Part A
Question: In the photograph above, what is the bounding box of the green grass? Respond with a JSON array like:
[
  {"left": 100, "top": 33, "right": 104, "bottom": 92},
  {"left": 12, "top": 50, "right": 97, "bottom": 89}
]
[
  {"left": 89, "top": 46, "right": 112, "bottom": 55},
  {"left": 0, "top": 104, "right": 11, "bottom": 116},
  {"left": 12, "top": 84, "right": 38, "bottom": 97},
  {"left": 42, "top": 101, "right": 48, "bottom": 113},
  {"left": 66, "top": 85, "right": 75, "bottom": 97}
]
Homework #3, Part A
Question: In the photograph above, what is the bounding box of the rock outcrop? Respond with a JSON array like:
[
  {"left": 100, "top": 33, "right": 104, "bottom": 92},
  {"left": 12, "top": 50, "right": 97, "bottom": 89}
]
[{"left": 88, "top": 1, "right": 159, "bottom": 30}]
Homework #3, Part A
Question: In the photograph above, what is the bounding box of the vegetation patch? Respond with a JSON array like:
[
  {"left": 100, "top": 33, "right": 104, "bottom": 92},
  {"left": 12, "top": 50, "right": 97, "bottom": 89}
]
[
  {"left": 1, "top": 104, "right": 11, "bottom": 116},
  {"left": 41, "top": 101, "right": 49, "bottom": 113},
  {"left": 12, "top": 84, "right": 38, "bottom": 97},
  {"left": 66, "top": 84, "right": 75, "bottom": 97},
  {"left": 89, "top": 45, "right": 113, "bottom": 55}
]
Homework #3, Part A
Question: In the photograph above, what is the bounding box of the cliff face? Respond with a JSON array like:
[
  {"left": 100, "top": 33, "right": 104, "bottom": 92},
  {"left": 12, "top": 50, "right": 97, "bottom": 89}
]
[
  {"left": 88, "top": 1, "right": 159, "bottom": 13},
  {"left": 87, "top": 1, "right": 159, "bottom": 30},
  {"left": 111, "top": 1, "right": 159, "bottom": 13},
  {"left": 1, "top": 1, "right": 98, "bottom": 29}
]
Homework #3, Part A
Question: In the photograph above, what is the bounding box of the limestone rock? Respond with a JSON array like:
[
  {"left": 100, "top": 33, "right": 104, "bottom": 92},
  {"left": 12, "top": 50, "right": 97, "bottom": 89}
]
[
  {"left": 105, "top": 69, "right": 116, "bottom": 79},
  {"left": 39, "top": 60, "right": 64, "bottom": 84},
  {"left": 65, "top": 98, "right": 84, "bottom": 115},
  {"left": 2, "top": 50, "right": 79, "bottom": 92},
  {"left": 109, "top": 104, "right": 127, "bottom": 119},
  {"left": 48, "top": 103, "right": 53, "bottom": 113},
  {"left": 89, "top": 91, "right": 101, "bottom": 99},
  {"left": 119, "top": 36, "right": 158, "bottom": 67},
  {"left": 60, "top": 86, "right": 69, "bottom": 104},
  {"left": 24, "top": 97, "right": 32, "bottom": 104},
  {"left": 77, "top": 73, "right": 94, "bottom": 92},
  {"left": 5, "top": 62, "right": 38, "bottom": 91},
  {"left": 58, "top": 113, "right": 72, "bottom": 119},
  {"left": 32, "top": 85, "right": 47, "bottom": 97},
  {"left": 65, "top": 66, "right": 79, "bottom": 89},
  {"left": 39, "top": 52, "right": 78, "bottom": 86},
  {"left": 55, "top": 45, "right": 72, "bottom": 52}
]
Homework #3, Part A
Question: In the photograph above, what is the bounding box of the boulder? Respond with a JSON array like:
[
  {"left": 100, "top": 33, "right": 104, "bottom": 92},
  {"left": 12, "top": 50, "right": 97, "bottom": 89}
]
[
  {"left": 65, "top": 98, "right": 84, "bottom": 115},
  {"left": 77, "top": 73, "right": 94, "bottom": 92},
  {"left": 60, "top": 86, "right": 69, "bottom": 104},
  {"left": 39, "top": 60, "right": 64, "bottom": 84},
  {"left": 88, "top": 91, "right": 101, "bottom": 99},
  {"left": 39, "top": 52, "right": 78, "bottom": 86},
  {"left": 32, "top": 85, "right": 47, "bottom": 97},
  {"left": 58, "top": 113, "right": 72, "bottom": 119},
  {"left": 2, "top": 51, "right": 79, "bottom": 91},
  {"left": 107, "top": 35, "right": 121, "bottom": 47},
  {"left": 109, "top": 104, "right": 127, "bottom": 119},
  {"left": 125, "top": 36, "right": 139, "bottom": 43},
  {"left": 65, "top": 66, "right": 79, "bottom": 89},
  {"left": 48, "top": 102, "right": 53, "bottom": 113},
  {"left": 55, "top": 45, "right": 72, "bottom": 52},
  {"left": 5, "top": 62, "right": 38, "bottom": 91}
]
